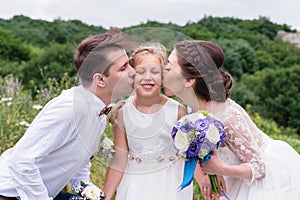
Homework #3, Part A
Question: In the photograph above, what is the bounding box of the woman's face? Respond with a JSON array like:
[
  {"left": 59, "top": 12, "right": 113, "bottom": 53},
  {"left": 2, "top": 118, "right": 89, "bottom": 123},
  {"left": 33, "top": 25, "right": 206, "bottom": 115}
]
[
  {"left": 134, "top": 55, "right": 162, "bottom": 97},
  {"left": 163, "top": 50, "right": 187, "bottom": 96}
]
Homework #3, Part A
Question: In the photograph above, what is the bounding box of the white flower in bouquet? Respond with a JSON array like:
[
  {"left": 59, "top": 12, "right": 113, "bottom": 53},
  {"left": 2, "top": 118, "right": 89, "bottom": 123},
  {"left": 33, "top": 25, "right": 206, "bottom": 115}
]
[
  {"left": 69, "top": 181, "right": 106, "bottom": 200},
  {"left": 206, "top": 124, "right": 221, "bottom": 144},
  {"left": 187, "top": 112, "right": 205, "bottom": 123},
  {"left": 81, "top": 185, "right": 102, "bottom": 200},
  {"left": 174, "top": 130, "right": 189, "bottom": 152}
]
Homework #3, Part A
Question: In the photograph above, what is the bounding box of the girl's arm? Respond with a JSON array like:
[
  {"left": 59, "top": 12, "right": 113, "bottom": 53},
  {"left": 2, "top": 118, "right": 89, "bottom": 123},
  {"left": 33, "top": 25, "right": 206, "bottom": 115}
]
[{"left": 103, "top": 110, "right": 129, "bottom": 200}]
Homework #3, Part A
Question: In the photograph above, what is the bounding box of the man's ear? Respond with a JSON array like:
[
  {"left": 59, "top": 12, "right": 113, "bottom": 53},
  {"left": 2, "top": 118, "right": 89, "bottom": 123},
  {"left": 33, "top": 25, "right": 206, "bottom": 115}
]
[{"left": 93, "top": 73, "right": 106, "bottom": 88}]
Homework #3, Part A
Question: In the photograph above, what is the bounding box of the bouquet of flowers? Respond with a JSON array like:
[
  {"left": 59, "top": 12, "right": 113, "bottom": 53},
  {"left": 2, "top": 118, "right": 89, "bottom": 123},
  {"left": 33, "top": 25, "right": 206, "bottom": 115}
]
[
  {"left": 69, "top": 181, "right": 106, "bottom": 200},
  {"left": 171, "top": 110, "right": 227, "bottom": 195}
]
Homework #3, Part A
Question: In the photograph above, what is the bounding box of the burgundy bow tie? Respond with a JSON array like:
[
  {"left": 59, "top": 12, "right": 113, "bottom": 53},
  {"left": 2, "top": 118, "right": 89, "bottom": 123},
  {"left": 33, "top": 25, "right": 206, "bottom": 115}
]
[{"left": 99, "top": 105, "right": 112, "bottom": 116}]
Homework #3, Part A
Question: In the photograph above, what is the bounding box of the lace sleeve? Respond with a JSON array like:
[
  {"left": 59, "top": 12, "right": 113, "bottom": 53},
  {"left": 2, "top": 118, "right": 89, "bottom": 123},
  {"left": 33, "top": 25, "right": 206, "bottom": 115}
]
[{"left": 223, "top": 104, "right": 266, "bottom": 184}]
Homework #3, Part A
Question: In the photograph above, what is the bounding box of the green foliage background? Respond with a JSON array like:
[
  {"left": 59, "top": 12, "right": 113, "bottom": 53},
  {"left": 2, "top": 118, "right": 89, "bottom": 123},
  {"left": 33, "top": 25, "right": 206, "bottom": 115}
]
[{"left": 1, "top": 15, "right": 300, "bottom": 199}]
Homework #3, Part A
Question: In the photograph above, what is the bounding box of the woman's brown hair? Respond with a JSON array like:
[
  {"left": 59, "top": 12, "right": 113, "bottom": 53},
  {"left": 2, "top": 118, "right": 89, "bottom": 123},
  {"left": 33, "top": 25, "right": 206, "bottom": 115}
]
[{"left": 175, "top": 40, "right": 233, "bottom": 102}]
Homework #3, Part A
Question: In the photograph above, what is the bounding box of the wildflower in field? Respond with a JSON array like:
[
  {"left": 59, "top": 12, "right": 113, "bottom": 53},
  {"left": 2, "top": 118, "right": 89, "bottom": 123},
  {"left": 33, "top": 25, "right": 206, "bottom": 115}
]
[
  {"left": 18, "top": 121, "right": 30, "bottom": 127},
  {"left": 0, "top": 97, "right": 12, "bottom": 102},
  {"left": 32, "top": 104, "right": 43, "bottom": 110}
]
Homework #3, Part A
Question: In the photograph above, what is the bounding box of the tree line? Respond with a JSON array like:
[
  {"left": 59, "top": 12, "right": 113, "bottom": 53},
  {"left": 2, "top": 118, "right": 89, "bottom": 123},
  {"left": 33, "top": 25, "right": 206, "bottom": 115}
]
[{"left": 0, "top": 15, "right": 300, "bottom": 134}]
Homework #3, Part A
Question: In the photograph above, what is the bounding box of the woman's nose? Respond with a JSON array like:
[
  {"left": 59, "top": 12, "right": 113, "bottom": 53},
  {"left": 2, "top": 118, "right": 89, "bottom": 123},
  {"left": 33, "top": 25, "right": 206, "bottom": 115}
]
[{"left": 128, "top": 65, "right": 136, "bottom": 78}]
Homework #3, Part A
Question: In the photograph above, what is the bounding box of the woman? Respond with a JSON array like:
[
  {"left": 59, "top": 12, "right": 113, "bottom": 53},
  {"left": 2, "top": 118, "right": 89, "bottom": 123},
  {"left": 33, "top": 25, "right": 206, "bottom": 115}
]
[
  {"left": 163, "top": 40, "right": 300, "bottom": 200},
  {"left": 103, "top": 43, "right": 193, "bottom": 200}
]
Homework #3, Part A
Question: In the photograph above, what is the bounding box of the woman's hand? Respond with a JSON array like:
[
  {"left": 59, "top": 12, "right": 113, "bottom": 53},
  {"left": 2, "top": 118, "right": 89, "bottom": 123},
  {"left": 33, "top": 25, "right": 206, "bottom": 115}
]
[
  {"left": 201, "top": 151, "right": 227, "bottom": 176},
  {"left": 199, "top": 174, "right": 212, "bottom": 200},
  {"left": 200, "top": 174, "right": 228, "bottom": 200},
  {"left": 218, "top": 175, "right": 227, "bottom": 194}
]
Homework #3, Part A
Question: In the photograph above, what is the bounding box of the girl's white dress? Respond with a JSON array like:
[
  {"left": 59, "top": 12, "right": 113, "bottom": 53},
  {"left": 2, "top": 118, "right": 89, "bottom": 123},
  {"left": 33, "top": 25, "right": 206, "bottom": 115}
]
[
  {"left": 217, "top": 99, "right": 300, "bottom": 200},
  {"left": 116, "top": 97, "right": 193, "bottom": 200}
]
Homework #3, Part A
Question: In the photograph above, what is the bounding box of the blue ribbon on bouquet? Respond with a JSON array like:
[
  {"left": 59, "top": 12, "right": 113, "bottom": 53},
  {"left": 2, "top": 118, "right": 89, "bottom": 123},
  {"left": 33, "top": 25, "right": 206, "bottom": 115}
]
[
  {"left": 178, "top": 153, "right": 211, "bottom": 191},
  {"left": 178, "top": 153, "right": 230, "bottom": 200},
  {"left": 178, "top": 157, "right": 198, "bottom": 191}
]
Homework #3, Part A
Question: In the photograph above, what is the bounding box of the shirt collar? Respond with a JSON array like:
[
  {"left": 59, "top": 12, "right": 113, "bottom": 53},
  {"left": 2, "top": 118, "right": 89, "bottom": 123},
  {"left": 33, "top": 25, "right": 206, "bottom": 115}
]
[{"left": 77, "top": 85, "right": 106, "bottom": 115}]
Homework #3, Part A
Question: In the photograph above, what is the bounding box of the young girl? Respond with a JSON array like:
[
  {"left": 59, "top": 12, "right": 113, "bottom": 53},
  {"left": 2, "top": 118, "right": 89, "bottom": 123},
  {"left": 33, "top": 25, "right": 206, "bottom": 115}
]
[
  {"left": 103, "top": 43, "right": 193, "bottom": 200},
  {"left": 163, "top": 40, "right": 300, "bottom": 200}
]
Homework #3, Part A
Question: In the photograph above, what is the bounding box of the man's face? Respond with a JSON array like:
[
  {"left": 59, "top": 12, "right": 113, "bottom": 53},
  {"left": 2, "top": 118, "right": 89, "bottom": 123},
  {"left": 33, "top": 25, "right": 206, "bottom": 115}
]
[{"left": 105, "top": 49, "right": 136, "bottom": 101}]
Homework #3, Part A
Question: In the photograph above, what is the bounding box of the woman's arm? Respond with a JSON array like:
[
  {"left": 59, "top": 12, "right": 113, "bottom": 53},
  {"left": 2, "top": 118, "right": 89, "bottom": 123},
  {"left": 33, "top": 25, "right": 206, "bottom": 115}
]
[
  {"left": 201, "top": 106, "right": 266, "bottom": 182},
  {"left": 201, "top": 151, "right": 252, "bottom": 180}
]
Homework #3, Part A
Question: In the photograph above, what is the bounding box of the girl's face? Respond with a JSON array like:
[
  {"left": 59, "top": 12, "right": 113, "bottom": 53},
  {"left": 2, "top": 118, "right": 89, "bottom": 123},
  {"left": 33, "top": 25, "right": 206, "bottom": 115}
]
[
  {"left": 134, "top": 55, "right": 162, "bottom": 97},
  {"left": 163, "top": 50, "right": 187, "bottom": 96}
]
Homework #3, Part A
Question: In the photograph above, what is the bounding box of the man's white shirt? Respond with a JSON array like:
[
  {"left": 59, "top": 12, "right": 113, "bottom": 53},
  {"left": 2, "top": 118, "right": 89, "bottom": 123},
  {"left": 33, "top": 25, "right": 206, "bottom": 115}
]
[{"left": 0, "top": 86, "right": 107, "bottom": 199}]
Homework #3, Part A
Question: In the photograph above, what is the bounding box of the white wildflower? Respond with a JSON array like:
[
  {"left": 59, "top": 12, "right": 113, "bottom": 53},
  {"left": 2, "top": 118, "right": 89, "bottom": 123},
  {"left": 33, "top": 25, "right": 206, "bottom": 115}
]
[
  {"left": 18, "top": 121, "right": 30, "bottom": 127},
  {"left": 32, "top": 104, "right": 43, "bottom": 110},
  {"left": 101, "top": 137, "right": 114, "bottom": 149},
  {"left": 1, "top": 97, "right": 12, "bottom": 102}
]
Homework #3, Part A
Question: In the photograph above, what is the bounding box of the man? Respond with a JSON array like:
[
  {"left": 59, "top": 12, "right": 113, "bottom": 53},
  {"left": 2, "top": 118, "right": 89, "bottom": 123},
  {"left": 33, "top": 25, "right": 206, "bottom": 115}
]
[{"left": 0, "top": 30, "right": 136, "bottom": 200}]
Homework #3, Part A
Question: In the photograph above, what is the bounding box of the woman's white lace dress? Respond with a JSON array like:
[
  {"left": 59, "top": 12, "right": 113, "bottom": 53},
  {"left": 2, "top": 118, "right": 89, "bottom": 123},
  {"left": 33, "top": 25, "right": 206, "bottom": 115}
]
[
  {"left": 116, "top": 97, "right": 193, "bottom": 200},
  {"left": 217, "top": 99, "right": 300, "bottom": 200}
]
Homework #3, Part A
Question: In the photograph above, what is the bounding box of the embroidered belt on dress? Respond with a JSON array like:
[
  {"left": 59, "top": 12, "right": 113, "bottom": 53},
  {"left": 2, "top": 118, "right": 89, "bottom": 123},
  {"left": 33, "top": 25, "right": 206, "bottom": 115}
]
[{"left": 125, "top": 143, "right": 179, "bottom": 173}]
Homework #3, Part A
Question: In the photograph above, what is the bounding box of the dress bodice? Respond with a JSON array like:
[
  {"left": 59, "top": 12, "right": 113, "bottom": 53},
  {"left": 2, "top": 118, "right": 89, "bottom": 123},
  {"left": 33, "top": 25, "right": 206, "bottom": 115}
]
[{"left": 122, "top": 96, "right": 179, "bottom": 172}]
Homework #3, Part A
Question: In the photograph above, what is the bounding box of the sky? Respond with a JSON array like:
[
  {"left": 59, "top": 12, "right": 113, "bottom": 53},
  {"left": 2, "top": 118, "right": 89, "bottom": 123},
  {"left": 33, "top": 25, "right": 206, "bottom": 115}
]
[{"left": 0, "top": 0, "right": 299, "bottom": 31}]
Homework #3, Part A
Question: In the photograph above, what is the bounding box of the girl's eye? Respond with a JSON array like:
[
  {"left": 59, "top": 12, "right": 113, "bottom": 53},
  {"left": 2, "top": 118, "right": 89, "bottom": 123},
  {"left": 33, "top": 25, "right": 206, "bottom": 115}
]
[
  {"left": 136, "top": 70, "right": 144, "bottom": 74},
  {"left": 152, "top": 70, "right": 160, "bottom": 74}
]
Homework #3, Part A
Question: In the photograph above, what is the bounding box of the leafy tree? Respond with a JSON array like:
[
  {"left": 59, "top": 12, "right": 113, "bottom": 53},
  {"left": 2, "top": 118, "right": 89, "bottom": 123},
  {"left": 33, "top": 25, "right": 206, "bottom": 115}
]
[
  {"left": 231, "top": 81, "right": 259, "bottom": 108},
  {"left": 217, "top": 39, "right": 258, "bottom": 80},
  {"left": 261, "top": 38, "right": 300, "bottom": 67},
  {"left": 125, "top": 24, "right": 190, "bottom": 50},
  {"left": 0, "top": 15, "right": 106, "bottom": 47},
  {"left": 254, "top": 49, "right": 275, "bottom": 70},
  {"left": 21, "top": 42, "right": 75, "bottom": 90},
  {"left": 242, "top": 66, "right": 300, "bottom": 133},
  {"left": 183, "top": 23, "right": 215, "bottom": 40},
  {"left": 0, "top": 28, "right": 30, "bottom": 62}
]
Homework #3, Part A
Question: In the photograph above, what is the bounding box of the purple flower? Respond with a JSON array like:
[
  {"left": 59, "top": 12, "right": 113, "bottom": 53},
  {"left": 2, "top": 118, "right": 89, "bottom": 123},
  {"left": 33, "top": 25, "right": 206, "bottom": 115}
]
[
  {"left": 175, "top": 121, "right": 182, "bottom": 129},
  {"left": 171, "top": 127, "right": 178, "bottom": 140},
  {"left": 201, "top": 138, "right": 215, "bottom": 151},
  {"left": 216, "top": 130, "right": 226, "bottom": 147},
  {"left": 197, "top": 131, "right": 206, "bottom": 143},
  {"left": 70, "top": 195, "right": 82, "bottom": 200},
  {"left": 180, "top": 120, "right": 194, "bottom": 133},
  {"left": 195, "top": 118, "right": 210, "bottom": 132},
  {"left": 214, "top": 120, "right": 224, "bottom": 131},
  {"left": 206, "top": 116, "right": 215, "bottom": 123},
  {"left": 186, "top": 140, "right": 200, "bottom": 157}
]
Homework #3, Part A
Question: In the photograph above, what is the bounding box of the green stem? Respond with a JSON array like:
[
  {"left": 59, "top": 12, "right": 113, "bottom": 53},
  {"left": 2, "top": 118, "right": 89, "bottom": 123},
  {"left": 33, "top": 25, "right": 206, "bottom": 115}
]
[{"left": 208, "top": 175, "right": 221, "bottom": 194}]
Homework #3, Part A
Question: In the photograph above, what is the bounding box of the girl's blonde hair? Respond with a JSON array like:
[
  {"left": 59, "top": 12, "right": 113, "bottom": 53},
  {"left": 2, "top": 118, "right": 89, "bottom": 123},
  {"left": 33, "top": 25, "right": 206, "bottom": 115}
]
[{"left": 129, "top": 43, "right": 167, "bottom": 68}]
